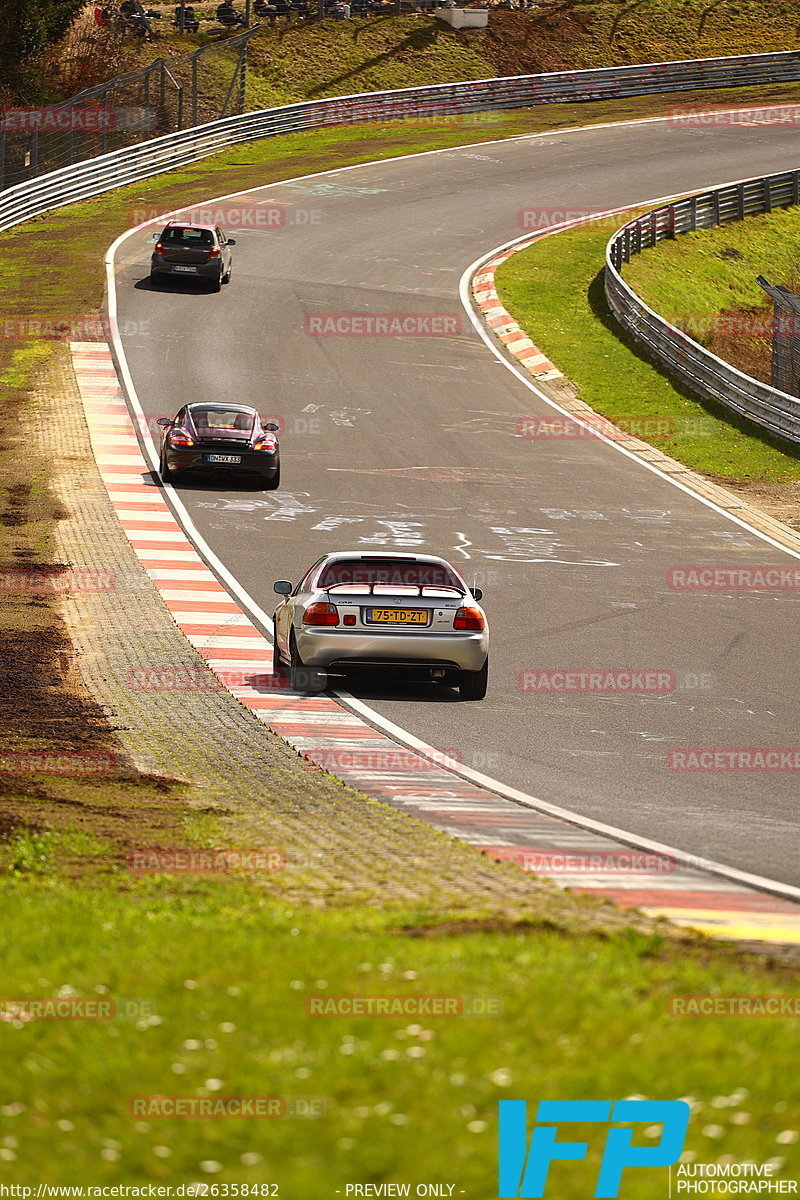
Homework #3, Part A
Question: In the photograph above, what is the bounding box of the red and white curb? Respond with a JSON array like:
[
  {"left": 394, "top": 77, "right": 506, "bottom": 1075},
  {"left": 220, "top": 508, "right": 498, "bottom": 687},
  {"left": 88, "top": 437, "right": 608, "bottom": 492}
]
[
  {"left": 473, "top": 247, "right": 563, "bottom": 381},
  {"left": 71, "top": 340, "right": 800, "bottom": 945}
]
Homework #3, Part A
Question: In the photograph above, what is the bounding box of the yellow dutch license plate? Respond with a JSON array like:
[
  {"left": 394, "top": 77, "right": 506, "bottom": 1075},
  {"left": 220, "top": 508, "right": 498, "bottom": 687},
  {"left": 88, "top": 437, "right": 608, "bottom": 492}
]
[{"left": 366, "top": 608, "right": 428, "bottom": 625}]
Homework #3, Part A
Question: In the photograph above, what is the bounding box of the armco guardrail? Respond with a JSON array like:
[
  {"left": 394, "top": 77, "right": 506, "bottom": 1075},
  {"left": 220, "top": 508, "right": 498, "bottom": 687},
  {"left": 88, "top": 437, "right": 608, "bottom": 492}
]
[
  {"left": 2, "top": 49, "right": 800, "bottom": 231},
  {"left": 605, "top": 170, "right": 800, "bottom": 445}
]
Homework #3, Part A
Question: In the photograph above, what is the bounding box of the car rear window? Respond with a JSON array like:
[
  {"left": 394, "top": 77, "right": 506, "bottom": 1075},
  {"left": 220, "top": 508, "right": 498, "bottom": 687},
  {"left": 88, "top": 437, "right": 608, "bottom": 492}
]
[
  {"left": 318, "top": 560, "right": 463, "bottom": 591},
  {"left": 162, "top": 227, "right": 214, "bottom": 246},
  {"left": 191, "top": 408, "right": 254, "bottom": 432}
]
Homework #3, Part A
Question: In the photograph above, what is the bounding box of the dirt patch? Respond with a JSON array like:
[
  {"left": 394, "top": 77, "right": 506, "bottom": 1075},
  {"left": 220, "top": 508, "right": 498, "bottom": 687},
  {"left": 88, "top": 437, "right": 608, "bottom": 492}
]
[
  {"left": 484, "top": 8, "right": 594, "bottom": 76},
  {"left": 705, "top": 301, "right": 773, "bottom": 386},
  {"left": 0, "top": 773, "right": 197, "bottom": 878},
  {"left": 396, "top": 915, "right": 567, "bottom": 937},
  {"left": 0, "top": 625, "right": 115, "bottom": 755},
  {"left": 706, "top": 475, "right": 800, "bottom": 530},
  {"left": 0, "top": 390, "right": 122, "bottom": 766}
]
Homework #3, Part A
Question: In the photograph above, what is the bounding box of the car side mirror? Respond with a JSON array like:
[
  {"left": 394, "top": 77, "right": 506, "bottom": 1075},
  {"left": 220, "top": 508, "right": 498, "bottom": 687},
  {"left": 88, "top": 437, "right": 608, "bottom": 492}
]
[
  {"left": 156, "top": 417, "right": 172, "bottom": 427},
  {"left": 227, "top": 237, "right": 236, "bottom": 246},
  {"left": 265, "top": 422, "right": 279, "bottom": 432},
  {"left": 273, "top": 580, "right": 292, "bottom": 595},
  {"left": 472, "top": 587, "right": 483, "bottom": 601}
]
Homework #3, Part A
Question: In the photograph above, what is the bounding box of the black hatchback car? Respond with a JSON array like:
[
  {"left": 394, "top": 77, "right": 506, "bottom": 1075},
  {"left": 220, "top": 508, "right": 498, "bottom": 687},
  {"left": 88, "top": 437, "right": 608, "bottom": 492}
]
[
  {"left": 150, "top": 222, "right": 235, "bottom": 291},
  {"left": 157, "top": 403, "right": 280, "bottom": 488}
]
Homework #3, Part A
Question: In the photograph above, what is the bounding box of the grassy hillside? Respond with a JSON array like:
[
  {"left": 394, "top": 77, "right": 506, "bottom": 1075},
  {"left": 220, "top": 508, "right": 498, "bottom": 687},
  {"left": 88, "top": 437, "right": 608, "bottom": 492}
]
[
  {"left": 624, "top": 205, "right": 800, "bottom": 386},
  {"left": 78, "top": 0, "right": 800, "bottom": 116}
]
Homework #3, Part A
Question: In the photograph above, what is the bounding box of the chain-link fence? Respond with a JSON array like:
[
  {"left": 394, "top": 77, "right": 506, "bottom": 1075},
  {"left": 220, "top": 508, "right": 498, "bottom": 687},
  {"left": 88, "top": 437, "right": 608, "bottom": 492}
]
[
  {"left": 757, "top": 275, "right": 800, "bottom": 399},
  {"left": 0, "top": 25, "right": 257, "bottom": 191}
]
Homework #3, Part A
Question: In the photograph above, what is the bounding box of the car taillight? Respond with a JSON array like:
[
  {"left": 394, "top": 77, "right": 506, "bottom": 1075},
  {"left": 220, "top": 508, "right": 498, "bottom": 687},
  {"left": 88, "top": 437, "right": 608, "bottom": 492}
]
[
  {"left": 454, "top": 606, "right": 484, "bottom": 631},
  {"left": 154, "top": 241, "right": 163, "bottom": 254},
  {"left": 303, "top": 603, "right": 339, "bottom": 627},
  {"left": 208, "top": 247, "right": 221, "bottom": 258},
  {"left": 253, "top": 438, "right": 277, "bottom": 452},
  {"left": 169, "top": 430, "right": 194, "bottom": 447}
]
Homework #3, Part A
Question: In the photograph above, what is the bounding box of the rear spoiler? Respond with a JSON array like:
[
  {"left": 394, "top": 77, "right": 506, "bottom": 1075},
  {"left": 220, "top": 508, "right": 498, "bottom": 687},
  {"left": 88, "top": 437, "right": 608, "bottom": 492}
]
[{"left": 324, "top": 583, "right": 466, "bottom": 597}]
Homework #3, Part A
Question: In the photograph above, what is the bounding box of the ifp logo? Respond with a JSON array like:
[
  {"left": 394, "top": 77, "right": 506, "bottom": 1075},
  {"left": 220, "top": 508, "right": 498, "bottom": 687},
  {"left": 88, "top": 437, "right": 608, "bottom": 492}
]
[{"left": 498, "top": 1100, "right": 690, "bottom": 1198}]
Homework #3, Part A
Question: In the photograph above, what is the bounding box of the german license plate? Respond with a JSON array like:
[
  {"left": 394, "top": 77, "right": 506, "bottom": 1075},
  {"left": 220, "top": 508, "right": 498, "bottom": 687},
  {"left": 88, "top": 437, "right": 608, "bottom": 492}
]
[
  {"left": 172, "top": 264, "right": 197, "bottom": 273},
  {"left": 206, "top": 453, "right": 241, "bottom": 464},
  {"left": 366, "top": 608, "right": 428, "bottom": 625}
]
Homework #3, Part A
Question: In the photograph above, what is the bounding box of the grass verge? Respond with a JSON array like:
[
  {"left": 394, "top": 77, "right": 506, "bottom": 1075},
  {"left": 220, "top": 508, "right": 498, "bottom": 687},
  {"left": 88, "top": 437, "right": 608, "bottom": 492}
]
[
  {"left": 1, "top": 883, "right": 798, "bottom": 1188},
  {"left": 495, "top": 218, "right": 800, "bottom": 488}
]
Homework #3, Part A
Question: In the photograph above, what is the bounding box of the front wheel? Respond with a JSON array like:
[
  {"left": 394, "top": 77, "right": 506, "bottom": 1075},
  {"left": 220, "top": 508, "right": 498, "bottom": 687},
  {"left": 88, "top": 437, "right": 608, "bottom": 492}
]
[{"left": 459, "top": 658, "right": 488, "bottom": 701}]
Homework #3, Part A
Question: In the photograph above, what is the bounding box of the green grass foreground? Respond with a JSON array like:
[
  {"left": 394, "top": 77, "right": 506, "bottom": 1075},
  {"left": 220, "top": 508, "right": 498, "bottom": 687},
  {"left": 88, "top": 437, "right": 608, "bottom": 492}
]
[
  {"left": 495, "top": 220, "right": 800, "bottom": 482},
  {"left": 0, "top": 880, "right": 798, "bottom": 1189}
]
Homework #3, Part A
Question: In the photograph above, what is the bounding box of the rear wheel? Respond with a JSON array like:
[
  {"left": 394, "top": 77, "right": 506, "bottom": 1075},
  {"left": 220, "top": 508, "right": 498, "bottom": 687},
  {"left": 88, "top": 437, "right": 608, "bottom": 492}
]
[
  {"left": 270, "top": 630, "right": 290, "bottom": 687},
  {"left": 289, "top": 635, "right": 326, "bottom": 693},
  {"left": 263, "top": 462, "right": 280, "bottom": 490},
  {"left": 222, "top": 263, "right": 232, "bottom": 284},
  {"left": 459, "top": 658, "right": 488, "bottom": 701},
  {"left": 159, "top": 449, "right": 175, "bottom": 482}
]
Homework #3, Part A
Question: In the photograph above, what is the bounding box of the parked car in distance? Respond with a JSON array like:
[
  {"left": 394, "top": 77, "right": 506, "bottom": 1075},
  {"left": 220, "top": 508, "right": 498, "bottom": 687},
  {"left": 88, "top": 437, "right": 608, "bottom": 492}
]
[
  {"left": 150, "top": 222, "right": 235, "bottom": 291},
  {"left": 273, "top": 551, "right": 488, "bottom": 699},
  {"left": 157, "top": 403, "right": 280, "bottom": 487}
]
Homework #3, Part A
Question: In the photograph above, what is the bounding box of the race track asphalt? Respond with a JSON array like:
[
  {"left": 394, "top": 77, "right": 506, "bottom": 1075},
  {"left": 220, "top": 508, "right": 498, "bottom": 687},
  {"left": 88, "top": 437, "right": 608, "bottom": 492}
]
[{"left": 112, "top": 113, "right": 800, "bottom": 885}]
